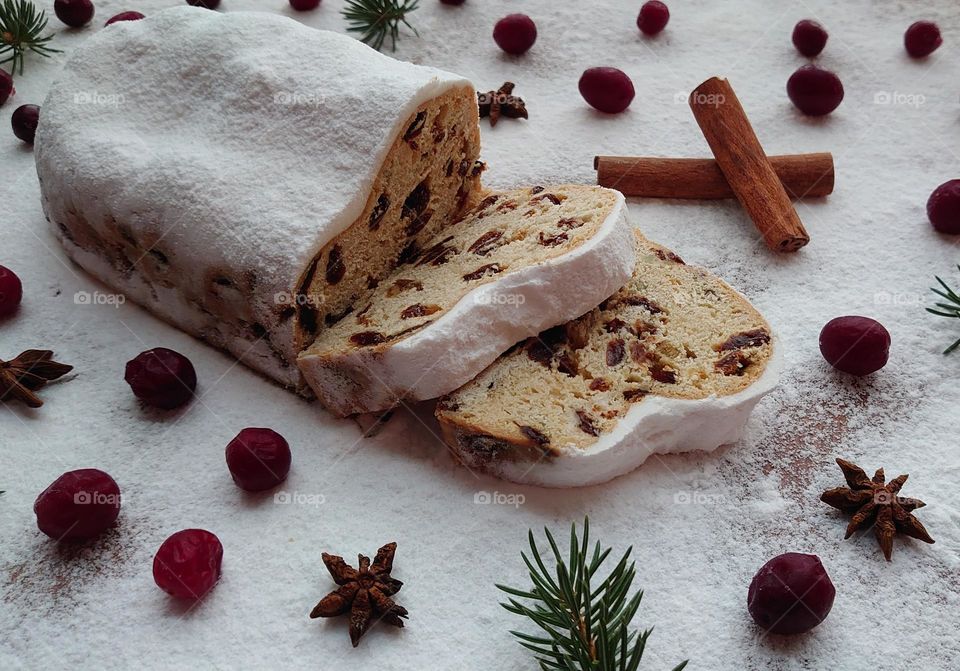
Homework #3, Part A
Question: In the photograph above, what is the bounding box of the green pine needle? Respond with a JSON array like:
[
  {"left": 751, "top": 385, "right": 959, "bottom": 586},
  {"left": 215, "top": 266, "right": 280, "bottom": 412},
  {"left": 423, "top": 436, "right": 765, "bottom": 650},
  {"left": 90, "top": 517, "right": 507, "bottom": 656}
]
[
  {"left": 0, "top": 0, "right": 60, "bottom": 76},
  {"left": 497, "top": 518, "right": 688, "bottom": 671},
  {"left": 926, "top": 265, "right": 960, "bottom": 354},
  {"left": 341, "top": 0, "right": 419, "bottom": 52}
]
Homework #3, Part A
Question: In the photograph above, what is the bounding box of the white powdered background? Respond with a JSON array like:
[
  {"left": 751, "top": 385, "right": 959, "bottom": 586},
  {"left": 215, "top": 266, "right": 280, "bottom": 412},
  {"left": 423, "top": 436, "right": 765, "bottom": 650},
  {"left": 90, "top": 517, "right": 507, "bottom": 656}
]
[{"left": 1, "top": 1, "right": 958, "bottom": 669}]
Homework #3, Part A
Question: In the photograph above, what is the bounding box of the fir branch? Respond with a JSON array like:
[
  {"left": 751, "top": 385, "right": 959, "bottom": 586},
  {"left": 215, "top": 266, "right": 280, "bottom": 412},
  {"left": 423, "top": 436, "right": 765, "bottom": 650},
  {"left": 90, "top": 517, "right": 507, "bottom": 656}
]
[
  {"left": 341, "top": 0, "right": 419, "bottom": 52},
  {"left": 927, "top": 264, "right": 960, "bottom": 354},
  {"left": 497, "top": 518, "right": 688, "bottom": 671},
  {"left": 0, "top": 0, "right": 60, "bottom": 76}
]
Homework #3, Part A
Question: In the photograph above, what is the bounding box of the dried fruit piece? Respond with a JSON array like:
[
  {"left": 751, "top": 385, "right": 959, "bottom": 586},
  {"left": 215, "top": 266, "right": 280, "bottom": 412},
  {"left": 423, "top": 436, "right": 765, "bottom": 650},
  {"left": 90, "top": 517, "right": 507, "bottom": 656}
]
[
  {"left": 417, "top": 236, "right": 457, "bottom": 266},
  {"left": 468, "top": 230, "right": 504, "bottom": 256},
  {"left": 715, "top": 351, "right": 751, "bottom": 376},
  {"left": 153, "top": 529, "right": 223, "bottom": 600},
  {"left": 400, "top": 303, "right": 442, "bottom": 319},
  {"left": 368, "top": 195, "right": 389, "bottom": 230},
  {"left": 538, "top": 231, "right": 569, "bottom": 247},
  {"left": 623, "top": 388, "right": 647, "bottom": 402},
  {"left": 518, "top": 424, "right": 549, "bottom": 446},
  {"left": 606, "top": 339, "right": 625, "bottom": 366},
  {"left": 462, "top": 263, "right": 503, "bottom": 281},
  {"left": 718, "top": 329, "right": 770, "bottom": 351},
  {"left": 326, "top": 245, "right": 346, "bottom": 285},
  {"left": 34, "top": 469, "right": 121, "bottom": 541},
  {"left": 556, "top": 218, "right": 583, "bottom": 230},
  {"left": 350, "top": 331, "right": 386, "bottom": 347},
  {"left": 576, "top": 410, "right": 600, "bottom": 436},
  {"left": 403, "top": 111, "right": 426, "bottom": 142},
  {"left": 589, "top": 378, "right": 610, "bottom": 391}
]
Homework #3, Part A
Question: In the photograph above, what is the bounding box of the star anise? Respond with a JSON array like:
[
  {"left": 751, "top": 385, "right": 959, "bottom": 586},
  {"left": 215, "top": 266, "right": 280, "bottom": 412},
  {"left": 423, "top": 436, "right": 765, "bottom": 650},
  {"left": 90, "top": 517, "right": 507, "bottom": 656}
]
[
  {"left": 310, "top": 542, "right": 408, "bottom": 647},
  {"left": 820, "top": 458, "right": 935, "bottom": 561},
  {"left": 0, "top": 350, "right": 73, "bottom": 408},
  {"left": 478, "top": 82, "right": 528, "bottom": 127}
]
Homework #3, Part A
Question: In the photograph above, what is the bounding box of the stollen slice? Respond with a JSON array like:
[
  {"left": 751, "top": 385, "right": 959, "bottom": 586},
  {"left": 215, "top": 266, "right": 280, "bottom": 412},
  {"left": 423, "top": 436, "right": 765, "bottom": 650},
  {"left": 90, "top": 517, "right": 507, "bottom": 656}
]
[
  {"left": 436, "top": 231, "right": 782, "bottom": 487},
  {"left": 297, "top": 185, "right": 636, "bottom": 416}
]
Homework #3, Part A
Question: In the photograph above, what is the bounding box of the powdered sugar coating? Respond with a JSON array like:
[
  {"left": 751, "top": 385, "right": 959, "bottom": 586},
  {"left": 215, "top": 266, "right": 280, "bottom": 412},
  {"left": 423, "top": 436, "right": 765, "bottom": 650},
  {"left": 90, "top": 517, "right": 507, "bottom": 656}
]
[
  {"left": 297, "top": 190, "right": 636, "bottom": 415},
  {"left": 35, "top": 6, "right": 470, "bottom": 387}
]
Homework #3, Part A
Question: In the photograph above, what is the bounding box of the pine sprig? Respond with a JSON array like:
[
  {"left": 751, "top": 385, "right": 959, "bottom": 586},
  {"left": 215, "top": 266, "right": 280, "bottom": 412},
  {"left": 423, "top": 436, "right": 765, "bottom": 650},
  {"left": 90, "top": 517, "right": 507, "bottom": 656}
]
[
  {"left": 341, "top": 0, "right": 419, "bottom": 52},
  {"left": 497, "top": 518, "right": 688, "bottom": 671},
  {"left": 0, "top": 0, "right": 60, "bottom": 76},
  {"left": 927, "top": 265, "right": 960, "bottom": 355}
]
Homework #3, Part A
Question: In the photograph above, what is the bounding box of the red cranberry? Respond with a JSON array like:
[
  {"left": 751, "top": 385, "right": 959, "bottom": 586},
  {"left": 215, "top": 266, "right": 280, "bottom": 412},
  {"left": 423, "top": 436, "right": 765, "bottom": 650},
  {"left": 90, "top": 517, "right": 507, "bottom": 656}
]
[
  {"left": 289, "top": 0, "right": 321, "bottom": 9},
  {"left": 0, "top": 69, "right": 13, "bottom": 107},
  {"left": 579, "top": 67, "right": 635, "bottom": 114},
  {"left": 748, "top": 553, "right": 835, "bottom": 635},
  {"left": 0, "top": 265, "right": 22, "bottom": 318},
  {"left": 225, "top": 428, "right": 291, "bottom": 492},
  {"left": 904, "top": 21, "right": 941, "bottom": 58},
  {"left": 124, "top": 347, "right": 197, "bottom": 409},
  {"left": 186, "top": 0, "right": 220, "bottom": 7},
  {"left": 153, "top": 529, "right": 223, "bottom": 599},
  {"left": 927, "top": 180, "right": 960, "bottom": 235},
  {"left": 636, "top": 1, "right": 669, "bottom": 36},
  {"left": 493, "top": 14, "right": 537, "bottom": 55},
  {"left": 786, "top": 65, "right": 843, "bottom": 116},
  {"left": 34, "top": 469, "right": 121, "bottom": 542},
  {"left": 819, "top": 316, "right": 890, "bottom": 376},
  {"left": 54, "top": 0, "right": 95, "bottom": 27},
  {"left": 792, "top": 19, "right": 827, "bottom": 57},
  {"left": 105, "top": 11, "right": 144, "bottom": 26},
  {"left": 11, "top": 104, "right": 39, "bottom": 144}
]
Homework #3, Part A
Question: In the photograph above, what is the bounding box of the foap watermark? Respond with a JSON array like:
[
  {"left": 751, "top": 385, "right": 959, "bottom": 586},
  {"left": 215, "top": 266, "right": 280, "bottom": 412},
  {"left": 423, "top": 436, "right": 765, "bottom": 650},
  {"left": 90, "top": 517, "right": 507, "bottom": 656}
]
[
  {"left": 873, "top": 91, "right": 926, "bottom": 108},
  {"left": 273, "top": 490, "right": 326, "bottom": 507},
  {"left": 474, "top": 490, "right": 525, "bottom": 508},
  {"left": 473, "top": 291, "right": 526, "bottom": 307},
  {"left": 673, "top": 490, "right": 728, "bottom": 506},
  {"left": 74, "top": 490, "right": 122, "bottom": 505},
  {"left": 874, "top": 290, "right": 924, "bottom": 307},
  {"left": 73, "top": 90, "right": 126, "bottom": 107},
  {"left": 677, "top": 91, "right": 726, "bottom": 107},
  {"left": 273, "top": 291, "right": 326, "bottom": 308},
  {"left": 273, "top": 91, "right": 326, "bottom": 107},
  {"left": 74, "top": 290, "right": 126, "bottom": 308}
]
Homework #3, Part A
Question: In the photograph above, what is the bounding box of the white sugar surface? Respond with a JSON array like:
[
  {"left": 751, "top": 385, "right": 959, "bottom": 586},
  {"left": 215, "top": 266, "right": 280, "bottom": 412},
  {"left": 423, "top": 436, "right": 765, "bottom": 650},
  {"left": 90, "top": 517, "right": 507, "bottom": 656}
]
[{"left": 1, "top": 1, "right": 958, "bottom": 669}]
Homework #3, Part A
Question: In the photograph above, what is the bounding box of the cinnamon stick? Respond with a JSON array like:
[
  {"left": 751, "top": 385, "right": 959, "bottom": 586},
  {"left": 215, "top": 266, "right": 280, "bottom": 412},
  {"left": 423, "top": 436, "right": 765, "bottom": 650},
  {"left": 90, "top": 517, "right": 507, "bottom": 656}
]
[
  {"left": 594, "top": 153, "right": 834, "bottom": 200},
  {"left": 688, "top": 77, "right": 810, "bottom": 252}
]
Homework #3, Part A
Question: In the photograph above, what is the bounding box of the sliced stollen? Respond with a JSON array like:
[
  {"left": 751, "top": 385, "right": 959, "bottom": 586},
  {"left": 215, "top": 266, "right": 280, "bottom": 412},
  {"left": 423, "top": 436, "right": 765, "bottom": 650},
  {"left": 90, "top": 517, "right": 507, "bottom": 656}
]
[
  {"left": 298, "top": 185, "right": 636, "bottom": 417},
  {"left": 436, "top": 231, "right": 783, "bottom": 487},
  {"left": 35, "top": 7, "right": 482, "bottom": 392}
]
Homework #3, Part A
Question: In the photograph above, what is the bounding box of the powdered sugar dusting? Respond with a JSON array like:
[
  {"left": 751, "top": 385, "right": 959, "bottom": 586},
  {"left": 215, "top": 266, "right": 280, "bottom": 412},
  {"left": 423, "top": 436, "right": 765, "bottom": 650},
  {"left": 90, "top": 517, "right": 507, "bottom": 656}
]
[{"left": 2, "top": 0, "right": 959, "bottom": 669}]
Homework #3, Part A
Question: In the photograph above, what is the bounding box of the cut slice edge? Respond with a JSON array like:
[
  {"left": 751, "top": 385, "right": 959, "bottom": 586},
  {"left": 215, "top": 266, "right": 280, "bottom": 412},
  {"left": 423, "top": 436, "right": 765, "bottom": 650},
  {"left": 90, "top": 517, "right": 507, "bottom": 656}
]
[
  {"left": 435, "top": 230, "right": 782, "bottom": 487},
  {"left": 297, "top": 185, "right": 635, "bottom": 416}
]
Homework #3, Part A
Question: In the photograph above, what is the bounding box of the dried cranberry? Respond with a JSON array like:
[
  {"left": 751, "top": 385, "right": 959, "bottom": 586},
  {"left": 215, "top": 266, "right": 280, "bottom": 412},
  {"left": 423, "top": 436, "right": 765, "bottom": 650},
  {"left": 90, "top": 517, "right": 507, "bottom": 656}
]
[
  {"left": 819, "top": 316, "right": 890, "bottom": 376},
  {"left": 791, "top": 19, "right": 827, "bottom": 57},
  {"left": 0, "top": 69, "right": 13, "bottom": 107},
  {"left": 579, "top": 67, "right": 635, "bottom": 114},
  {"left": 153, "top": 529, "right": 223, "bottom": 600},
  {"left": 748, "top": 553, "right": 835, "bottom": 635},
  {"left": 186, "top": 0, "right": 219, "bottom": 7},
  {"left": 289, "top": 0, "right": 321, "bottom": 9},
  {"left": 636, "top": 1, "right": 669, "bottom": 36},
  {"left": 11, "top": 104, "right": 39, "bottom": 144},
  {"left": 904, "top": 21, "right": 941, "bottom": 58},
  {"left": 786, "top": 65, "right": 843, "bottom": 116},
  {"left": 124, "top": 347, "right": 197, "bottom": 409},
  {"left": 927, "top": 179, "right": 960, "bottom": 235},
  {"left": 34, "top": 469, "right": 121, "bottom": 542},
  {"left": 54, "top": 0, "right": 95, "bottom": 27},
  {"left": 493, "top": 14, "right": 537, "bottom": 55},
  {"left": 0, "top": 265, "right": 22, "bottom": 318},
  {"left": 104, "top": 11, "right": 144, "bottom": 26},
  {"left": 225, "top": 428, "right": 291, "bottom": 492}
]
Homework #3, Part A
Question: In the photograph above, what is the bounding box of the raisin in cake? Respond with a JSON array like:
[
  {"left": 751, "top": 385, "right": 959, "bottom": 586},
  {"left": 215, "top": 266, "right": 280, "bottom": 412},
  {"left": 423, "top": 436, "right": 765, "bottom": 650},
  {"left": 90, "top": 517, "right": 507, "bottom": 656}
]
[
  {"left": 35, "top": 7, "right": 482, "bottom": 392},
  {"left": 436, "top": 231, "right": 782, "bottom": 487},
  {"left": 298, "top": 185, "right": 636, "bottom": 417}
]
